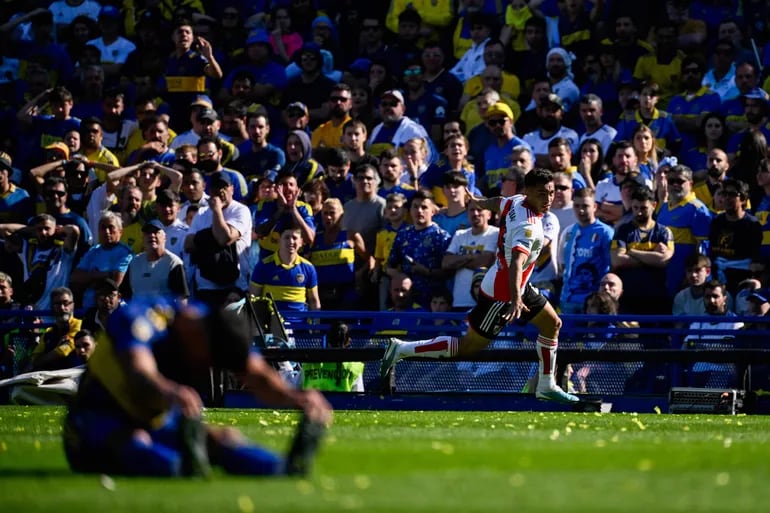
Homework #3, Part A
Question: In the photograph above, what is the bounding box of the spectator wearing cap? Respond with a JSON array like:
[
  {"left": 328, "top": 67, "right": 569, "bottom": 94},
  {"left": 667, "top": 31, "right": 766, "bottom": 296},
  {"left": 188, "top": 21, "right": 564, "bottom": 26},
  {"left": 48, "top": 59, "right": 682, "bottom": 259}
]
[
  {"left": 668, "top": 56, "right": 722, "bottom": 152},
  {"left": 747, "top": 288, "right": 770, "bottom": 317},
  {"left": 17, "top": 86, "right": 81, "bottom": 169},
  {"left": 184, "top": 170, "right": 252, "bottom": 304},
  {"left": 85, "top": 6, "right": 136, "bottom": 78},
  {"left": 81, "top": 278, "right": 123, "bottom": 335},
  {"left": 367, "top": 89, "right": 436, "bottom": 164},
  {"left": 725, "top": 88, "right": 770, "bottom": 160},
  {"left": 546, "top": 48, "right": 580, "bottom": 113},
  {"left": 450, "top": 12, "right": 493, "bottom": 84},
  {"left": 522, "top": 93, "right": 580, "bottom": 168},
  {"left": 162, "top": 18, "right": 223, "bottom": 132},
  {"left": 482, "top": 101, "right": 532, "bottom": 194},
  {"left": 196, "top": 136, "right": 249, "bottom": 202},
  {"left": 233, "top": 111, "right": 286, "bottom": 181},
  {"left": 219, "top": 29, "right": 287, "bottom": 107},
  {"left": 0, "top": 152, "right": 33, "bottom": 224},
  {"left": 122, "top": 219, "right": 189, "bottom": 303},
  {"left": 170, "top": 107, "right": 240, "bottom": 166},
  {"left": 271, "top": 101, "right": 311, "bottom": 149},
  {"left": 311, "top": 83, "right": 353, "bottom": 150},
  {"left": 78, "top": 117, "right": 120, "bottom": 181},
  {"left": 154, "top": 189, "right": 189, "bottom": 259},
  {"left": 284, "top": 43, "right": 336, "bottom": 127}
]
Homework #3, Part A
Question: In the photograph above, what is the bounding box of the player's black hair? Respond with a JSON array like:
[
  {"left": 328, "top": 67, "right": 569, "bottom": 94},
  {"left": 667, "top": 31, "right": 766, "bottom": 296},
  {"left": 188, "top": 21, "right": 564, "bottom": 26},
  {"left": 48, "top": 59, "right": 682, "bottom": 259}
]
[{"left": 524, "top": 167, "right": 554, "bottom": 188}]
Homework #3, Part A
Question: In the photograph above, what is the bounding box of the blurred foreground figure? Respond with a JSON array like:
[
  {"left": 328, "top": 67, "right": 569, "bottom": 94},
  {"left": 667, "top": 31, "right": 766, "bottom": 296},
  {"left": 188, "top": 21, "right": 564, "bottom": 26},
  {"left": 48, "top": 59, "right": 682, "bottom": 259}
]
[{"left": 63, "top": 296, "right": 332, "bottom": 477}]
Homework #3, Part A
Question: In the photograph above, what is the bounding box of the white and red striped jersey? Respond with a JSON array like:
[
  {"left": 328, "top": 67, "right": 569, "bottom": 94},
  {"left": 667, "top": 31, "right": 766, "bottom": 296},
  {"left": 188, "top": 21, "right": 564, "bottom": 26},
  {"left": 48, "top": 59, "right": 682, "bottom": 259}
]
[{"left": 480, "top": 195, "right": 545, "bottom": 301}]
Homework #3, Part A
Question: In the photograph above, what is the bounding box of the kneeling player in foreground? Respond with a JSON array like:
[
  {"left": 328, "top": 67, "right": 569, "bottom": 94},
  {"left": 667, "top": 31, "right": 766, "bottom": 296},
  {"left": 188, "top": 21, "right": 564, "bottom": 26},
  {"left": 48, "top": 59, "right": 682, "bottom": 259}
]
[
  {"left": 63, "top": 297, "right": 332, "bottom": 477},
  {"left": 381, "top": 168, "right": 579, "bottom": 403}
]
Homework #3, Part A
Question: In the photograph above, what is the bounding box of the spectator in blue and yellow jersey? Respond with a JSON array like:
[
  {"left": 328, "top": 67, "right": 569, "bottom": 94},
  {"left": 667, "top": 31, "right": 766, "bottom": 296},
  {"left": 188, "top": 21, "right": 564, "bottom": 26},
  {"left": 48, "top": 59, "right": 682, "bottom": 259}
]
[
  {"left": 554, "top": 0, "right": 594, "bottom": 57},
  {"left": 253, "top": 171, "right": 316, "bottom": 258},
  {"left": 633, "top": 22, "right": 684, "bottom": 108},
  {"left": 377, "top": 149, "right": 416, "bottom": 203},
  {"left": 16, "top": 86, "right": 81, "bottom": 168},
  {"left": 374, "top": 192, "right": 408, "bottom": 311},
  {"left": 250, "top": 222, "right": 320, "bottom": 313},
  {"left": 668, "top": 56, "right": 722, "bottom": 152},
  {"left": 234, "top": 111, "right": 286, "bottom": 181},
  {"left": 615, "top": 81, "right": 681, "bottom": 154},
  {"left": 0, "top": 152, "right": 33, "bottom": 225},
  {"left": 386, "top": 0, "right": 453, "bottom": 43},
  {"left": 451, "top": 0, "right": 497, "bottom": 61},
  {"left": 692, "top": 148, "right": 730, "bottom": 213},
  {"left": 656, "top": 165, "right": 713, "bottom": 297},
  {"left": 162, "top": 18, "right": 223, "bottom": 132},
  {"left": 753, "top": 158, "right": 770, "bottom": 263},
  {"left": 420, "top": 134, "right": 480, "bottom": 207},
  {"left": 309, "top": 198, "right": 370, "bottom": 310},
  {"left": 30, "top": 287, "right": 82, "bottom": 371},
  {"left": 482, "top": 102, "right": 532, "bottom": 194}
]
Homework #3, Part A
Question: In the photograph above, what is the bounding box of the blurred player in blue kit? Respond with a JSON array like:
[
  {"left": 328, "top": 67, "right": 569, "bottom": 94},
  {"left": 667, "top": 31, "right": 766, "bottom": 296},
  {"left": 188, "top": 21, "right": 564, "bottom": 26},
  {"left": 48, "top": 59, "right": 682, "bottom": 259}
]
[{"left": 62, "top": 296, "right": 332, "bottom": 477}]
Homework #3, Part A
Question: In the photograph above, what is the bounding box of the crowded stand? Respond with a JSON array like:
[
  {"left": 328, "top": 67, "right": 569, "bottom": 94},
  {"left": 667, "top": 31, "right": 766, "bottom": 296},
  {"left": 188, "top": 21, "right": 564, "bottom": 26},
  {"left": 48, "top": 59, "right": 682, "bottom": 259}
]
[{"left": 2, "top": 0, "right": 770, "bottom": 393}]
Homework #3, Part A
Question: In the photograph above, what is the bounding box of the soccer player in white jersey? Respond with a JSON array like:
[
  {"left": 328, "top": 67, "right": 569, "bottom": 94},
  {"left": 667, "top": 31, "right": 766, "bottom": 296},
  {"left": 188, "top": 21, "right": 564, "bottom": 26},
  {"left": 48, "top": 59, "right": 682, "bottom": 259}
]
[{"left": 380, "top": 168, "right": 579, "bottom": 403}]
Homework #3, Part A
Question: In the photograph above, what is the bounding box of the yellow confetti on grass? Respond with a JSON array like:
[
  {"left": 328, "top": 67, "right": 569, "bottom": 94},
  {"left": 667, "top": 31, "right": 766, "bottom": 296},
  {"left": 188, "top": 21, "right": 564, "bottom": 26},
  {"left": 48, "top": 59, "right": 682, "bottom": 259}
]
[
  {"left": 653, "top": 406, "right": 662, "bottom": 414},
  {"left": 0, "top": 441, "right": 6, "bottom": 452},
  {"left": 508, "top": 474, "right": 526, "bottom": 487},
  {"left": 549, "top": 430, "right": 560, "bottom": 441},
  {"left": 237, "top": 496, "right": 254, "bottom": 513},
  {"left": 353, "top": 475, "right": 371, "bottom": 490},
  {"left": 723, "top": 438, "right": 733, "bottom": 448},
  {"left": 296, "top": 480, "right": 314, "bottom": 494},
  {"left": 34, "top": 440, "right": 41, "bottom": 451},
  {"left": 637, "top": 459, "right": 653, "bottom": 472},
  {"left": 715, "top": 473, "right": 730, "bottom": 486},
  {"left": 430, "top": 441, "right": 455, "bottom": 454}
]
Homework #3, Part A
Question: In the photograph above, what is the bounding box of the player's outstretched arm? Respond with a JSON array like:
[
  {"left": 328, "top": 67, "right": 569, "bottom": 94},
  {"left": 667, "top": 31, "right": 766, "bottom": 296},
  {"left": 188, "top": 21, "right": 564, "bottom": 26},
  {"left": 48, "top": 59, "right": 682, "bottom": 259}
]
[{"left": 465, "top": 187, "right": 502, "bottom": 212}]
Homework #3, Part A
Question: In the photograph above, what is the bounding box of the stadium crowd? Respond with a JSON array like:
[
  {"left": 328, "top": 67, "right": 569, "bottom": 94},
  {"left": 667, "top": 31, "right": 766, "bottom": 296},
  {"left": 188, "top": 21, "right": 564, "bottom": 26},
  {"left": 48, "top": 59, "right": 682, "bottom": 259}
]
[{"left": 2, "top": 0, "right": 770, "bottom": 381}]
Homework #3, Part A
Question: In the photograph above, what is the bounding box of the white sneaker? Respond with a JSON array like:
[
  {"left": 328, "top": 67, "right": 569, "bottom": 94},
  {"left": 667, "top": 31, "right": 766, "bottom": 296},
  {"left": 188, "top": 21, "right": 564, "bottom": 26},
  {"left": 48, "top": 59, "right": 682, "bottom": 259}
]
[
  {"left": 380, "top": 338, "right": 404, "bottom": 381},
  {"left": 536, "top": 385, "right": 580, "bottom": 404}
]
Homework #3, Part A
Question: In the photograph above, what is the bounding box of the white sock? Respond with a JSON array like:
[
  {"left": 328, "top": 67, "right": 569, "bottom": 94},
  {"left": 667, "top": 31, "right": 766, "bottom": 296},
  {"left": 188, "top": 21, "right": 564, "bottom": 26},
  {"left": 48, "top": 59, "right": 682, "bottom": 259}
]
[
  {"left": 536, "top": 334, "right": 558, "bottom": 390},
  {"left": 398, "top": 336, "right": 459, "bottom": 359}
]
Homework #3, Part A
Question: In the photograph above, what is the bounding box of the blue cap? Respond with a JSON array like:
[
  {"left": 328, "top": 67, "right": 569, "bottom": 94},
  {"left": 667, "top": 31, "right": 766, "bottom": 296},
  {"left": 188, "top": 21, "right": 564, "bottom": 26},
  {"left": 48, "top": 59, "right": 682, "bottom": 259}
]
[
  {"left": 141, "top": 219, "right": 165, "bottom": 233},
  {"left": 749, "top": 288, "right": 769, "bottom": 304},
  {"left": 246, "top": 29, "right": 271, "bottom": 46},
  {"left": 210, "top": 172, "right": 233, "bottom": 188},
  {"left": 190, "top": 94, "right": 213, "bottom": 108},
  {"left": 99, "top": 5, "right": 121, "bottom": 19}
]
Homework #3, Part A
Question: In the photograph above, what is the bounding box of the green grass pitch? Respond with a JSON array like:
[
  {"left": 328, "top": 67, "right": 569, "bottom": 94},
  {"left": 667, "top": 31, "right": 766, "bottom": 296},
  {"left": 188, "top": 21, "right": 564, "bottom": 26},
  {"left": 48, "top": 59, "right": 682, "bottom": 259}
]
[{"left": 1, "top": 405, "right": 769, "bottom": 512}]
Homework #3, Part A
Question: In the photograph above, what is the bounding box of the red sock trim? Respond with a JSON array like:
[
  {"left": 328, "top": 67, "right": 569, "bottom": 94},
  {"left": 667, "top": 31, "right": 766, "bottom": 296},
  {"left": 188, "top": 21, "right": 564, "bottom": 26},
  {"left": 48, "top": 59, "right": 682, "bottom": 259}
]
[
  {"left": 540, "top": 346, "right": 552, "bottom": 375},
  {"left": 537, "top": 335, "right": 558, "bottom": 348}
]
